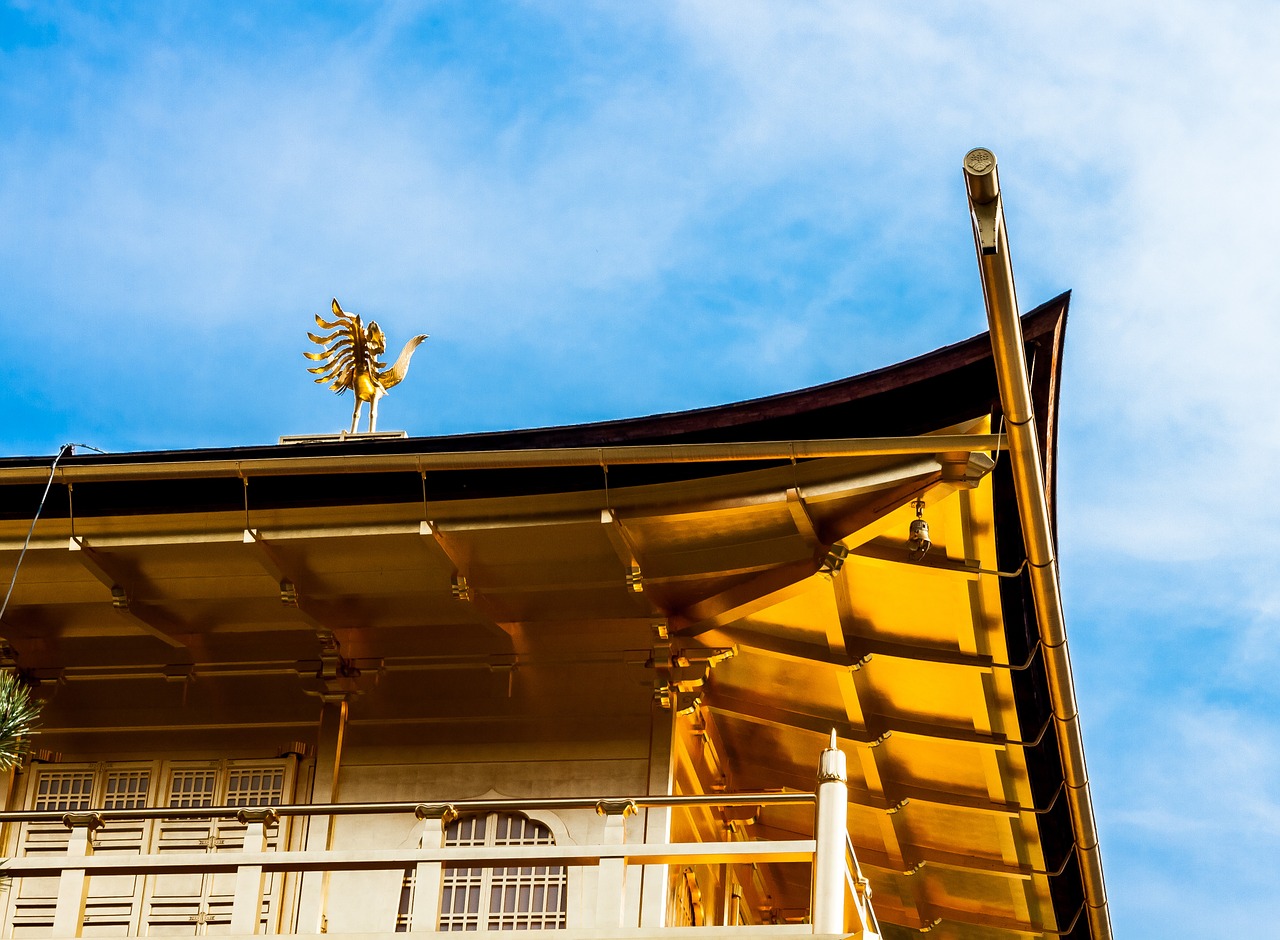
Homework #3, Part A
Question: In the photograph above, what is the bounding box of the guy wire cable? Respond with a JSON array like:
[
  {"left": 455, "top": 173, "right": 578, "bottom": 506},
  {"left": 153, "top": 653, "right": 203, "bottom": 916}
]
[{"left": 0, "top": 443, "right": 106, "bottom": 623}]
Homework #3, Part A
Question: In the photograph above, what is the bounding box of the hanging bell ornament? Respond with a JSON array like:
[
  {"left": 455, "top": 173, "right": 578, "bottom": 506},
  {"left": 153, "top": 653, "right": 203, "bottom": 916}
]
[{"left": 908, "top": 499, "right": 931, "bottom": 560}]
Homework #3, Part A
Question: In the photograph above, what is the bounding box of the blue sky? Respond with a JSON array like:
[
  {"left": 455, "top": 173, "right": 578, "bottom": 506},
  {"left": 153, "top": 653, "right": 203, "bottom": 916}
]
[{"left": 4, "top": 2, "right": 1280, "bottom": 934}]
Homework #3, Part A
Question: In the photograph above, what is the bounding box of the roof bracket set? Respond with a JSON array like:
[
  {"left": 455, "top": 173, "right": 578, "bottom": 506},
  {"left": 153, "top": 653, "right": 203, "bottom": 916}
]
[
  {"left": 652, "top": 626, "right": 736, "bottom": 713},
  {"left": 939, "top": 450, "right": 996, "bottom": 487},
  {"left": 298, "top": 630, "right": 372, "bottom": 702}
]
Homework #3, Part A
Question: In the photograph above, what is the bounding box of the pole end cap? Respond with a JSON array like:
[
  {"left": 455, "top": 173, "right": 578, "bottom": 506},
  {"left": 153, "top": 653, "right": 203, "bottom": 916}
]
[{"left": 963, "top": 148, "right": 1000, "bottom": 204}]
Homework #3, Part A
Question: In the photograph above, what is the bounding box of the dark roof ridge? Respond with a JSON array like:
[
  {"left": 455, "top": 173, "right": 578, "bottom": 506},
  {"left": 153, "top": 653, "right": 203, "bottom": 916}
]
[{"left": 0, "top": 293, "right": 1069, "bottom": 469}]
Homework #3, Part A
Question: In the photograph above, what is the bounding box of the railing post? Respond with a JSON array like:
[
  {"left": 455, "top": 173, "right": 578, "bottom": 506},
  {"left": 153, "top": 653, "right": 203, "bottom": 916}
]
[
  {"left": 594, "top": 800, "right": 637, "bottom": 928},
  {"left": 410, "top": 803, "right": 457, "bottom": 932},
  {"left": 230, "top": 809, "right": 277, "bottom": 935},
  {"left": 52, "top": 812, "right": 102, "bottom": 938},
  {"left": 812, "top": 731, "right": 847, "bottom": 934}
]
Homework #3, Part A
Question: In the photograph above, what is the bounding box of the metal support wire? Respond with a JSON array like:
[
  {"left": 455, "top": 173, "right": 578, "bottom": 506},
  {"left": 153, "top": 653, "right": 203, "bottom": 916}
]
[{"left": 0, "top": 444, "right": 105, "bottom": 624}]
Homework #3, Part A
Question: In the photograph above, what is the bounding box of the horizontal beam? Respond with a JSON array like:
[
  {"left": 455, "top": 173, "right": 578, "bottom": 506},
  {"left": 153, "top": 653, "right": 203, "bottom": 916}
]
[
  {"left": 0, "top": 434, "right": 1004, "bottom": 485},
  {"left": 0, "top": 839, "right": 819, "bottom": 877}
]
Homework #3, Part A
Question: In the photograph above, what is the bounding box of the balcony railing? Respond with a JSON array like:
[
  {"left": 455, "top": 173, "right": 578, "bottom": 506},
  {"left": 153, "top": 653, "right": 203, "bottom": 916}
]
[{"left": 0, "top": 748, "right": 877, "bottom": 938}]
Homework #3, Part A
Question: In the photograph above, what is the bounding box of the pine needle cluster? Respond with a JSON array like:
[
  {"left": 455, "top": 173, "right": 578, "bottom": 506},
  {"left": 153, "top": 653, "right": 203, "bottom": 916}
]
[{"left": 0, "top": 674, "right": 40, "bottom": 770}]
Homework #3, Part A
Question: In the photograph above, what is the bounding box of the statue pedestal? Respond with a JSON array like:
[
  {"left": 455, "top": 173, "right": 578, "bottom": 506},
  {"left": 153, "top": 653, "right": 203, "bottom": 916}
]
[{"left": 278, "top": 430, "right": 409, "bottom": 445}]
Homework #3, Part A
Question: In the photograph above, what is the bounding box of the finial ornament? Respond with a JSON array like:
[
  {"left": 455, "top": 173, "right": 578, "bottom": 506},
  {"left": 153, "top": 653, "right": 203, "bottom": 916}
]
[
  {"left": 304, "top": 299, "right": 428, "bottom": 433},
  {"left": 817, "top": 728, "right": 847, "bottom": 783}
]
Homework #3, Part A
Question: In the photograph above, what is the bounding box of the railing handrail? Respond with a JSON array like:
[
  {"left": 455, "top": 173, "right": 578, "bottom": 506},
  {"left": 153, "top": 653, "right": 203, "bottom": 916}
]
[
  {"left": 0, "top": 790, "right": 814, "bottom": 825},
  {"left": 0, "top": 839, "right": 822, "bottom": 877}
]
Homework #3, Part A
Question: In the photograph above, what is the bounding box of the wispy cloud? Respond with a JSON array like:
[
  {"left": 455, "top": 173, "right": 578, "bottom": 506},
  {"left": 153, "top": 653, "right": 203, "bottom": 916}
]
[{"left": 3, "top": 6, "right": 1280, "bottom": 930}]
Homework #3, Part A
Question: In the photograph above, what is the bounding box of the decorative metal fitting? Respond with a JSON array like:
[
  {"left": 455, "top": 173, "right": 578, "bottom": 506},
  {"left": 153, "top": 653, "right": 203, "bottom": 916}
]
[
  {"left": 62, "top": 812, "right": 104, "bottom": 831},
  {"left": 235, "top": 808, "right": 279, "bottom": 826},
  {"left": 817, "top": 729, "right": 848, "bottom": 783},
  {"left": 654, "top": 682, "right": 672, "bottom": 709},
  {"left": 278, "top": 740, "right": 314, "bottom": 759},
  {"left": 451, "top": 574, "right": 473, "bottom": 601},
  {"left": 595, "top": 799, "right": 638, "bottom": 818},
  {"left": 820, "top": 543, "right": 849, "bottom": 576},
  {"left": 415, "top": 803, "right": 459, "bottom": 825}
]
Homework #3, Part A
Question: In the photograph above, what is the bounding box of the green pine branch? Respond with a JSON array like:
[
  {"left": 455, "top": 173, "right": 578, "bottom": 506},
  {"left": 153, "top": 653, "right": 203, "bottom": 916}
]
[{"left": 0, "top": 673, "right": 40, "bottom": 770}]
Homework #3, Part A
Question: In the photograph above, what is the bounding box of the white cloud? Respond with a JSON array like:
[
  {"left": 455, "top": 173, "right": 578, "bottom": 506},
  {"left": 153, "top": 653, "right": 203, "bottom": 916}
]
[{"left": 6, "top": 2, "right": 1280, "bottom": 933}]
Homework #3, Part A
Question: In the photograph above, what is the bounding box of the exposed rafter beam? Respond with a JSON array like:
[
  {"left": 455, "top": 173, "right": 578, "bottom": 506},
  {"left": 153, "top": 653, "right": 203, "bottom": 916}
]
[
  {"left": 704, "top": 693, "right": 888, "bottom": 747},
  {"left": 417, "top": 522, "right": 512, "bottom": 639},
  {"left": 754, "top": 821, "right": 1044, "bottom": 883},
  {"left": 242, "top": 529, "right": 328, "bottom": 630},
  {"left": 726, "top": 759, "right": 1035, "bottom": 819},
  {"left": 671, "top": 477, "right": 965, "bottom": 637},
  {"left": 706, "top": 690, "right": 1017, "bottom": 750},
  {"left": 67, "top": 537, "right": 185, "bottom": 649},
  {"left": 843, "top": 634, "right": 999, "bottom": 670},
  {"left": 600, "top": 510, "right": 644, "bottom": 593},
  {"left": 706, "top": 625, "right": 1006, "bottom": 671},
  {"left": 851, "top": 536, "right": 985, "bottom": 576},
  {"left": 815, "top": 474, "right": 947, "bottom": 547},
  {"left": 784, "top": 488, "right": 821, "bottom": 552},
  {"left": 701, "top": 628, "right": 870, "bottom": 670},
  {"left": 668, "top": 559, "right": 818, "bottom": 636},
  {"left": 838, "top": 892, "right": 1063, "bottom": 940},
  {"left": 419, "top": 521, "right": 475, "bottom": 600}
]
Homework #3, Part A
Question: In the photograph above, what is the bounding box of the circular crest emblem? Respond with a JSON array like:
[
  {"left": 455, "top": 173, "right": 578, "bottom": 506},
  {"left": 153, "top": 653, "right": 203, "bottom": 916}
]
[{"left": 965, "top": 149, "right": 995, "bottom": 173}]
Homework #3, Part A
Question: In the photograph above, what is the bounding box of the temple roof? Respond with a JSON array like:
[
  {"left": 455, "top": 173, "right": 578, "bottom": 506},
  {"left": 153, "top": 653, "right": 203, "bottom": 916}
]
[{"left": 0, "top": 291, "right": 1093, "bottom": 937}]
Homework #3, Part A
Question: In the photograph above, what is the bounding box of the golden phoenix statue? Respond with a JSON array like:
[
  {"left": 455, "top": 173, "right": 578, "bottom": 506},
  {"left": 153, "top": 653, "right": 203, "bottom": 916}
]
[{"left": 305, "top": 299, "right": 429, "bottom": 433}]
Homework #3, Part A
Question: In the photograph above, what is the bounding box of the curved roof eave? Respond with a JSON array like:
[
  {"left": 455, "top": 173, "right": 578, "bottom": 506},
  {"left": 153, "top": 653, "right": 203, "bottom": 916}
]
[{"left": 0, "top": 291, "right": 1070, "bottom": 472}]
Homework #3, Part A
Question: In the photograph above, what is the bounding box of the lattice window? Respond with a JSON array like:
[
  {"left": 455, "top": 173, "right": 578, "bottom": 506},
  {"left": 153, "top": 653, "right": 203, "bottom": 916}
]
[
  {"left": 167, "top": 769, "right": 217, "bottom": 808},
  {"left": 31, "top": 770, "right": 94, "bottom": 811},
  {"left": 103, "top": 769, "right": 151, "bottom": 809},
  {"left": 4, "top": 760, "right": 292, "bottom": 938},
  {"left": 147, "top": 761, "right": 290, "bottom": 935},
  {"left": 436, "top": 812, "right": 567, "bottom": 931},
  {"left": 226, "top": 767, "right": 285, "bottom": 807},
  {"left": 10, "top": 764, "right": 154, "bottom": 936}
]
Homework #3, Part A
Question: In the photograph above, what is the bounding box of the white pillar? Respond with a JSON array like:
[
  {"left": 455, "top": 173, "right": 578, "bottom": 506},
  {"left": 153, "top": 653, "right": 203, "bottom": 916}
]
[
  {"left": 594, "top": 800, "right": 636, "bottom": 928},
  {"left": 231, "top": 809, "right": 277, "bottom": 935},
  {"left": 811, "top": 731, "right": 847, "bottom": 935},
  {"left": 410, "top": 804, "right": 457, "bottom": 932},
  {"left": 52, "top": 812, "right": 101, "bottom": 938}
]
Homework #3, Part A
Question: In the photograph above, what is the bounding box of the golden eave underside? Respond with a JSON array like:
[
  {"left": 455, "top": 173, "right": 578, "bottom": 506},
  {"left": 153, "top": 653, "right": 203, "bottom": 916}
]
[{"left": 0, "top": 422, "right": 1062, "bottom": 937}]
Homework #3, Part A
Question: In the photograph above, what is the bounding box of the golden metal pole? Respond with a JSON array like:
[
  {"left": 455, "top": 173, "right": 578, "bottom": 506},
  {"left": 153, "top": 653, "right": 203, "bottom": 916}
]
[{"left": 963, "top": 147, "right": 1111, "bottom": 940}]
